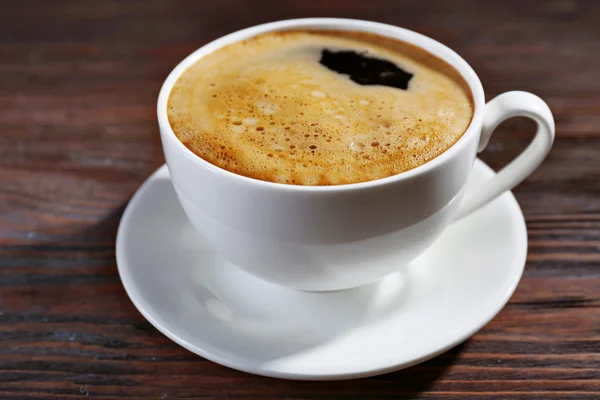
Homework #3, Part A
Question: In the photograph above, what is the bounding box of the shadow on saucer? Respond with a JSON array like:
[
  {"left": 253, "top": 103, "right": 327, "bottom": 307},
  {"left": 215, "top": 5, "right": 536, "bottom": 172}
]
[{"left": 261, "top": 341, "right": 466, "bottom": 398}]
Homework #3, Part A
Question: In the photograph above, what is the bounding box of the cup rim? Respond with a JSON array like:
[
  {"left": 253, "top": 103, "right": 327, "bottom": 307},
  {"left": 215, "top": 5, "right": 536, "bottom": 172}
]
[{"left": 157, "top": 18, "right": 485, "bottom": 192}]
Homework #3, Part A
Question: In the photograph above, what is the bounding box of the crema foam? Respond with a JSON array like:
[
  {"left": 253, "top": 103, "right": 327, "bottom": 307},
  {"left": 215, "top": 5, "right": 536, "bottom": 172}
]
[{"left": 168, "top": 30, "right": 473, "bottom": 185}]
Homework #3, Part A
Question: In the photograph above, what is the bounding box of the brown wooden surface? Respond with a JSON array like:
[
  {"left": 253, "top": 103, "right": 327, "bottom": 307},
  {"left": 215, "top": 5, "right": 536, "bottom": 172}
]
[{"left": 1, "top": 0, "right": 599, "bottom": 398}]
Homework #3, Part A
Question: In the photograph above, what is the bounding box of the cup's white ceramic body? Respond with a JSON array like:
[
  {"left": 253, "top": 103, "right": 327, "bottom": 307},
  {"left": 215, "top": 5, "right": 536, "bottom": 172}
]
[{"left": 158, "top": 18, "right": 554, "bottom": 291}]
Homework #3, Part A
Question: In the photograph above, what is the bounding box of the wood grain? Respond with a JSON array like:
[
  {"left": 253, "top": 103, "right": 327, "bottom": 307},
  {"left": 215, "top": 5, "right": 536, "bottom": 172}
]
[{"left": 1, "top": 0, "right": 599, "bottom": 398}]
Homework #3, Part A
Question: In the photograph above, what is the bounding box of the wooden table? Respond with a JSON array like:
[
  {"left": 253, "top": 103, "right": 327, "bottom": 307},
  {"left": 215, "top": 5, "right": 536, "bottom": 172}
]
[{"left": 1, "top": 0, "right": 599, "bottom": 398}]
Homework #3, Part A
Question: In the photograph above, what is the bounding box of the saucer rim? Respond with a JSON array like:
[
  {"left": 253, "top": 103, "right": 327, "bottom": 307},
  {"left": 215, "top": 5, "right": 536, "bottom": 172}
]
[{"left": 116, "top": 160, "right": 527, "bottom": 380}]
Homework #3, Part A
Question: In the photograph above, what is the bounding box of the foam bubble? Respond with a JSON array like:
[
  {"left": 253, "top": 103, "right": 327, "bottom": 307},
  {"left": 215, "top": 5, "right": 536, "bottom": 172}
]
[
  {"left": 349, "top": 141, "right": 365, "bottom": 151},
  {"left": 230, "top": 124, "right": 245, "bottom": 134},
  {"left": 255, "top": 100, "right": 280, "bottom": 115}
]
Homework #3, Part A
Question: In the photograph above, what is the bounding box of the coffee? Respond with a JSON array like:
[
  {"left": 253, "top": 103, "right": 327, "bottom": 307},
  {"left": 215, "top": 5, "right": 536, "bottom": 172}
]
[{"left": 168, "top": 30, "right": 473, "bottom": 185}]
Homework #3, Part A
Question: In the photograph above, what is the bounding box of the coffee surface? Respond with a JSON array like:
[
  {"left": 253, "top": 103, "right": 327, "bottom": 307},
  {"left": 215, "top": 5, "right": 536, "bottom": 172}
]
[{"left": 168, "top": 30, "right": 473, "bottom": 185}]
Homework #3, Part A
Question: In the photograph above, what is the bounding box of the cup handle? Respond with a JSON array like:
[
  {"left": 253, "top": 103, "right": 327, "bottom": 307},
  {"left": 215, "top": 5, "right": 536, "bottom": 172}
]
[{"left": 455, "top": 91, "right": 555, "bottom": 220}]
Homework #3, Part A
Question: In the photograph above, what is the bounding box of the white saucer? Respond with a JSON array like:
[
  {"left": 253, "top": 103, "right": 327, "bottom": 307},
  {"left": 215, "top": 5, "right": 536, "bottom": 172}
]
[{"left": 116, "top": 160, "right": 527, "bottom": 380}]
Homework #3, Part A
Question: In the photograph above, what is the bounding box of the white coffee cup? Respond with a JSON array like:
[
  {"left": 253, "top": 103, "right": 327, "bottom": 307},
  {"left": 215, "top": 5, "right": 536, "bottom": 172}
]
[{"left": 157, "top": 18, "right": 554, "bottom": 291}]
